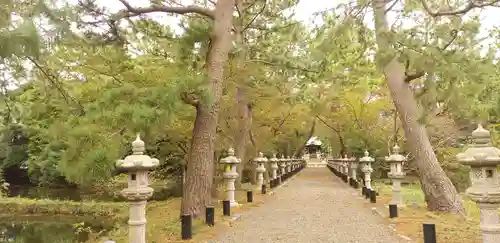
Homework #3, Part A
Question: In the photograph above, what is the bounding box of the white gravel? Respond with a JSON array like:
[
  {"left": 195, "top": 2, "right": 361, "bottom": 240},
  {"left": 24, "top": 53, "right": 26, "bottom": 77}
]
[{"left": 209, "top": 168, "right": 408, "bottom": 243}]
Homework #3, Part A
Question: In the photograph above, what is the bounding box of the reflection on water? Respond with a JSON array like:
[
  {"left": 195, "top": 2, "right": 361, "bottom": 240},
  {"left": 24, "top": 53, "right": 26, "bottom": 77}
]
[{"left": 0, "top": 216, "right": 112, "bottom": 243}]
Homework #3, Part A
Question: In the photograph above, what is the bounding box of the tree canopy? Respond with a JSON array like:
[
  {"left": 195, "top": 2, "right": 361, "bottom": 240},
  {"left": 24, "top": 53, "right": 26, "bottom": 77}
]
[{"left": 1, "top": 0, "right": 500, "bottom": 213}]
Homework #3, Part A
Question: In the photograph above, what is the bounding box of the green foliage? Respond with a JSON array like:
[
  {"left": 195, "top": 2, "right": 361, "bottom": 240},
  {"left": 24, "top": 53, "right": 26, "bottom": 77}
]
[{"left": 0, "top": 0, "right": 498, "bottom": 192}]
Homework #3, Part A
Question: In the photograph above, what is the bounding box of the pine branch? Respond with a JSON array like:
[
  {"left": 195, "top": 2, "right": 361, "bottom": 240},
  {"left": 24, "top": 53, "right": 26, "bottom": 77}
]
[
  {"left": 385, "top": 0, "right": 400, "bottom": 13},
  {"left": 421, "top": 0, "right": 500, "bottom": 17},
  {"left": 403, "top": 30, "right": 458, "bottom": 83},
  {"left": 180, "top": 91, "right": 200, "bottom": 107},
  {"left": 242, "top": 1, "right": 266, "bottom": 31},
  {"left": 117, "top": 0, "right": 215, "bottom": 19},
  {"left": 246, "top": 59, "right": 318, "bottom": 73}
]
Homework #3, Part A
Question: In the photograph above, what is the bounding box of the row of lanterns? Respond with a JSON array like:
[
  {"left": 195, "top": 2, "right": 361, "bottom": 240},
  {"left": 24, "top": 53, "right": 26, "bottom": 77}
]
[
  {"left": 114, "top": 123, "right": 500, "bottom": 243},
  {"left": 114, "top": 134, "right": 303, "bottom": 243},
  {"left": 329, "top": 124, "right": 500, "bottom": 243}
]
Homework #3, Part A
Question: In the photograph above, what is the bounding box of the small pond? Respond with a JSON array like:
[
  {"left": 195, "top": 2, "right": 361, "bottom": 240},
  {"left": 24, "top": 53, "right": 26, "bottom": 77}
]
[{"left": 0, "top": 216, "right": 114, "bottom": 243}]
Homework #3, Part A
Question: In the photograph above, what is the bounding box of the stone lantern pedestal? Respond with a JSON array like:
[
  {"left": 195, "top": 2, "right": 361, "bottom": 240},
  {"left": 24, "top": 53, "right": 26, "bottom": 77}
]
[
  {"left": 253, "top": 152, "right": 268, "bottom": 189},
  {"left": 360, "top": 150, "right": 374, "bottom": 192},
  {"left": 270, "top": 154, "right": 279, "bottom": 180},
  {"left": 220, "top": 148, "right": 241, "bottom": 207},
  {"left": 385, "top": 144, "right": 406, "bottom": 207},
  {"left": 457, "top": 124, "right": 500, "bottom": 243},
  {"left": 116, "top": 134, "right": 160, "bottom": 243}
]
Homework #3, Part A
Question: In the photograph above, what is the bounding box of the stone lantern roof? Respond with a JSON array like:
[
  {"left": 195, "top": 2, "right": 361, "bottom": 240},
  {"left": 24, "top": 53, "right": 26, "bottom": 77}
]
[
  {"left": 360, "top": 150, "right": 374, "bottom": 163},
  {"left": 341, "top": 155, "right": 349, "bottom": 164},
  {"left": 116, "top": 134, "right": 160, "bottom": 172},
  {"left": 220, "top": 148, "right": 241, "bottom": 164},
  {"left": 253, "top": 152, "right": 268, "bottom": 164},
  {"left": 269, "top": 154, "right": 279, "bottom": 163},
  {"left": 385, "top": 144, "right": 406, "bottom": 162},
  {"left": 456, "top": 124, "right": 500, "bottom": 167}
]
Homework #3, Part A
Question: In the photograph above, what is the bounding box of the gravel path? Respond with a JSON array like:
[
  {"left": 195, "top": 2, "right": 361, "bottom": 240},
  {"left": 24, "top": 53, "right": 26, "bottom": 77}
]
[{"left": 210, "top": 168, "right": 407, "bottom": 243}]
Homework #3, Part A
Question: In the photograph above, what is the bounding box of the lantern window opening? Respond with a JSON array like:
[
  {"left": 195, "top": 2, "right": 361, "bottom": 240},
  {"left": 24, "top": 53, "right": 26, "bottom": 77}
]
[
  {"left": 486, "top": 169, "right": 494, "bottom": 178},
  {"left": 131, "top": 173, "right": 137, "bottom": 181}
]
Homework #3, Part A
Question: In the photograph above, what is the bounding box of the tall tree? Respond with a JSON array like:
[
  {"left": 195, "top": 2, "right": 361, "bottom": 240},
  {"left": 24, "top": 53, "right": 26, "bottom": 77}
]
[
  {"left": 369, "top": 0, "right": 498, "bottom": 212},
  {"left": 112, "top": 0, "right": 235, "bottom": 216}
]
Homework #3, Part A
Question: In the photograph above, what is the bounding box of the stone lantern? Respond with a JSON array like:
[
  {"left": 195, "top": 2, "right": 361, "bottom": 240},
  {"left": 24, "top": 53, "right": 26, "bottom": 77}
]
[
  {"left": 116, "top": 134, "right": 160, "bottom": 243},
  {"left": 279, "top": 155, "right": 286, "bottom": 176},
  {"left": 342, "top": 155, "right": 349, "bottom": 178},
  {"left": 286, "top": 156, "right": 292, "bottom": 172},
  {"left": 349, "top": 156, "right": 358, "bottom": 185},
  {"left": 220, "top": 148, "right": 240, "bottom": 207},
  {"left": 360, "top": 150, "right": 374, "bottom": 192},
  {"left": 385, "top": 144, "right": 406, "bottom": 207},
  {"left": 253, "top": 152, "right": 268, "bottom": 189},
  {"left": 269, "top": 154, "right": 279, "bottom": 181},
  {"left": 456, "top": 124, "right": 500, "bottom": 243},
  {"left": 334, "top": 156, "right": 341, "bottom": 172}
]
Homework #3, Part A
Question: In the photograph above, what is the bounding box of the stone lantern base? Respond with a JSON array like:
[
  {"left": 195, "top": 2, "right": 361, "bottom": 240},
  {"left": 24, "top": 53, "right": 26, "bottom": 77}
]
[{"left": 477, "top": 202, "right": 500, "bottom": 243}]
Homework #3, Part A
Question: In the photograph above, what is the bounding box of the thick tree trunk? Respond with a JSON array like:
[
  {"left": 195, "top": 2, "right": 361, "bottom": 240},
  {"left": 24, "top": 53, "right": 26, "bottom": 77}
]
[
  {"left": 372, "top": 0, "right": 463, "bottom": 213},
  {"left": 182, "top": 0, "right": 234, "bottom": 217},
  {"left": 234, "top": 89, "right": 251, "bottom": 188},
  {"left": 233, "top": 24, "right": 252, "bottom": 188}
]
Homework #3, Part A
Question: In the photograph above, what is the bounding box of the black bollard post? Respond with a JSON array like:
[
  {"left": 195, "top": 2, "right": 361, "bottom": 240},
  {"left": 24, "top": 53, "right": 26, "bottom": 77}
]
[
  {"left": 205, "top": 206, "right": 214, "bottom": 226},
  {"left": 362, "top": 186, "right": 366, "bottom": 196},
  {"left": 370, "top": 189, "right": 376, "bottom": 203},
  {"left": 181, "top": 214, "right": 192, "bottom": 240},
  {"left": 247, "top": 190, "right": 253, "bottom": 203},
  {"left": 389, "top": 204, "right": 398, "bottom": 218},
  {"left": 222, "top": 200, "right": 230, "bottom": 216},
  {"left": 261, "top": 184, "right": 267, "bottom": 194},
  {"left": 423, "top": 223, "right": 437, "bottom": 243}
]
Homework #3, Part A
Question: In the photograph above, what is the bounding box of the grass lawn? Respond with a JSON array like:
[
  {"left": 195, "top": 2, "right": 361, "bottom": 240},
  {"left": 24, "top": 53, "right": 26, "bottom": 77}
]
[
  {"left": 370, "top": 181, "right": 483, "bottom": 243},
  {"left": 102, "top": 183, "right": 271, "bottom": 243}
]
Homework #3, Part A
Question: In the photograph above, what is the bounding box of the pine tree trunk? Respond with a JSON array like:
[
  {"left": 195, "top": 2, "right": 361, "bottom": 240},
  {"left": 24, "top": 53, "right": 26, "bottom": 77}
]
[
  {"left": 182, "top": 0, "right": 234, "bottom": 217},
  {"left": 372, "top": 0, "right": 463, "bottom": 213},
  {"left": 233, "top": 24, "right": 252, "bottom": 188},
  {"left": 234, "top": 91, "right": 251, "bottom": 188}
]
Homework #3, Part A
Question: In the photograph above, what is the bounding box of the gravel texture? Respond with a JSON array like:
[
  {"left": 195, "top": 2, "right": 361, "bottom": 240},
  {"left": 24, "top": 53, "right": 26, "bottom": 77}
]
[{"left": 209, "top": 168, "right": 408, "bottom": 243}]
